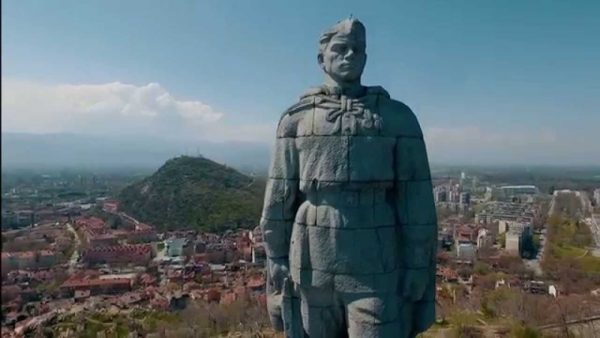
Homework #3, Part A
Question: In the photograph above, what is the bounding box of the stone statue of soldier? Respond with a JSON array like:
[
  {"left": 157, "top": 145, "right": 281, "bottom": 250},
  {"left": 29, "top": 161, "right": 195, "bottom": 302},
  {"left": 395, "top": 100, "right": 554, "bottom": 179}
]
[{"left": 260, "top": 17, "right": 437, "bottom": 338}]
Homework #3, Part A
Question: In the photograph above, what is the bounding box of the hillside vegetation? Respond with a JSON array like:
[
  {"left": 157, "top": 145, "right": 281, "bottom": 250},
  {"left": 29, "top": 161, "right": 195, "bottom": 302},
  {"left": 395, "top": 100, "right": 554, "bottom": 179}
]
[{"left": 118, "top": 156, "right": 265, "bottom": 231}]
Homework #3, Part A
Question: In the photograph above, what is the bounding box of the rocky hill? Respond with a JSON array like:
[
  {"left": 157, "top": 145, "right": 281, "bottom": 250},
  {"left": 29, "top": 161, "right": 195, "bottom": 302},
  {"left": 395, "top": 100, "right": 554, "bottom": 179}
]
[{"left": 118, "top": 156, "right": 265, "bottom": 231}]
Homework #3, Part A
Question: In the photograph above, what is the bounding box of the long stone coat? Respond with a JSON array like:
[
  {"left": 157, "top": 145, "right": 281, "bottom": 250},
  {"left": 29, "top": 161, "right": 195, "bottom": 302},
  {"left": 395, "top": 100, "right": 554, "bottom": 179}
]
[{"left": 261, "top": 85, "right": 437, "bottom": 336}]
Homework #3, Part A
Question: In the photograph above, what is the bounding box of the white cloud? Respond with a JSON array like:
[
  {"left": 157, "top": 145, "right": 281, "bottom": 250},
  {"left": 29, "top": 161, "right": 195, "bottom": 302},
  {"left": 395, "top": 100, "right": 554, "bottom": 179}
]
[
  {"left": 1, "top": 79, "right": 223, "bottom": 136},
  {"left": 2, "top": 78, "right": 596, "bottom": 165}
]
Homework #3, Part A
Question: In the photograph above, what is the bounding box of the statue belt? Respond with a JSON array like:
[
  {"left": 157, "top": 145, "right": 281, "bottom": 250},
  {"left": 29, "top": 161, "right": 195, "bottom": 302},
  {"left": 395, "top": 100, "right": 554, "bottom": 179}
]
[{"left": 305, "top": 188, "right": 387, "bottom": 207}]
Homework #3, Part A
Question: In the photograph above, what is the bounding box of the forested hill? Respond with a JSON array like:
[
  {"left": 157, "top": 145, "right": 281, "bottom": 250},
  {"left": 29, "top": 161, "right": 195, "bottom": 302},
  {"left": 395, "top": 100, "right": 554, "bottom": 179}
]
[{"left": 118, "top": 156, "right": 265, "bottom": 231}]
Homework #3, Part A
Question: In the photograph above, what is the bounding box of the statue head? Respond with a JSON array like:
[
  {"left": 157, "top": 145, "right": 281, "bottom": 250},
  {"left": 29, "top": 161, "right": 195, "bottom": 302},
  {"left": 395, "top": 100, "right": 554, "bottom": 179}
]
[{"left": 318, "top": 18, "right": 367, "bottom": 84}]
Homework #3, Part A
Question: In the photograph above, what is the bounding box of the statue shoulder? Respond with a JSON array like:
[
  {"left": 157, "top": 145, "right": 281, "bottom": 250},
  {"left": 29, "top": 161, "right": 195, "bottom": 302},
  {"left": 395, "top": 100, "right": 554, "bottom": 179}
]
[
  {"left": 366, "top": 85, "right": 391, "bottom": 98},
  {"left": 377, "top": 95, "right": 423, "bottom": 138},
  {"left": 277, "top": 94, "right": 315, "bottom": 138}
]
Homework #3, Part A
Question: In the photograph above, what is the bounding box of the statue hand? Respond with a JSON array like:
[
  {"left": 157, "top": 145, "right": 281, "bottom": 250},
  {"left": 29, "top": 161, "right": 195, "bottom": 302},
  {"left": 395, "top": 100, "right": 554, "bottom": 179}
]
[
  {"left": 268, "top": 257, "right": 290, "bottom": 293},
  {"left": 402, "top": 269, "right": 429, "bottom": 301}
]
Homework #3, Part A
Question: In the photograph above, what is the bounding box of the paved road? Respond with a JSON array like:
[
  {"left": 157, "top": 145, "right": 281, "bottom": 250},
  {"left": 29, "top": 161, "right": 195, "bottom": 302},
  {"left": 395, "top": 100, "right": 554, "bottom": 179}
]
[
  {"left": 576, "top": 191, "right": 600, "bottom": 257},
  {"left": 524, "top": 231, "right": 545, "bottom": 277},
  {"left": 523, "top": 195, "right": 555, "bottom": 276},
  {"left": 590, "top": 213, "right": 600, "bottom": 257},
  {"left": 65, "top": 223, "right": 81, "bottom": 274},
  {"left": 548, "top": 193, "right": 557, "bottom": 217},
  {"left": 579, "top": 190, "right": 593, "bottom": 217}
]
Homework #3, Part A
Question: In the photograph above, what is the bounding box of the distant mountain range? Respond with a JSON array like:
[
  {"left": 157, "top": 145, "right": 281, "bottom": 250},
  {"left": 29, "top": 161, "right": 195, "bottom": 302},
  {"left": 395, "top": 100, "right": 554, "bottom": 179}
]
[
  {"left": 118, "top": 155, "right": 266, "bottom": 231},
  {"left": 1, "top": 132, "right": 271, "bottom": 174},
  {"left": 4, "top": 132, "right": 598, "bottom": 176}
]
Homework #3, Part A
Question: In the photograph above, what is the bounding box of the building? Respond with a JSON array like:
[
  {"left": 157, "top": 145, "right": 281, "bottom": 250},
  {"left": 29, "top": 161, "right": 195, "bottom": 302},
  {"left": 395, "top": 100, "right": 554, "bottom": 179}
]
[
  {"left": 524, "top": 281, "right": 547, "bottom": 294},
  {"left": 75, "top": 217, "right": 105, "bottom": 230},
  {"left": 505, "top": 230, "right": 521, "bottom": 256},
  {"left": 60, "top": 277, "right": 132, "bottom": 296},
  {"left": 476, "top": 228, "right": 489, "bottom": 249},
  {"left": 128, "top": 229, "right": 158, "bottom": 243},
  {"left": 454, "top": 225, "right": 478, "bottom": 243},
  {"left": 82, "top": 228, "right": 118, "bottom": 247},
  {"left": 456, "top": 243, "right": 476, "bottom": 263},
  {"left": 503, "top": 220, "right": 535, "bottom": 258},
  {"left": 1, "top": 250, "right": 56, "bottom": 271},
  {"left": 83, "top": 244, "right": 152, "bottom": 265},
  {"left": 434, "top": 187, "right": 448, "bottom": 203},
  {"left": 460, "top": 192, "right": 471, "bottom": 207},
  {"left": 236, "top": 232, "right": 253, "bottom": 262},
  {"left": 2, "top": 210, "right": 38, "bottom": 228},
  {"left": 250, "top": 226, "right": 266, "bottom": 264},
  {"left": 437, "top": 266, "right": 459, "bottom": 283},
  {"left": 475, "top": 201, "right": 537, "bottom": 226},
  {"left": 448, "top": 190, "right": 460, "bottom": 204},
  {"left": 166, "top": 238, "right": 192, "bottom": 257},
  {"left": 508, "top": 221, "right": 529, "bottom": 234},
  {"left": 102, "top": 200, "right": 119, "bottom": 214},
  {"left": 491, "top": 185, "right": 539, "bottom": 201},
  {"left": 252, "top": 246, "right": 266, "bottom": 264},
  {"left": 498, "top": 220, "right": 508, "bottom": 234},
  {"left": 439, "top": 232, "right": 453, "bottom": 251}
]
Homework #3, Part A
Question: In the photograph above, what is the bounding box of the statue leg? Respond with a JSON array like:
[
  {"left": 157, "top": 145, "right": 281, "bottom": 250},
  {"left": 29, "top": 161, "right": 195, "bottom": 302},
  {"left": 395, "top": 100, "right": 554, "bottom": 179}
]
[
  {"left": 343, "top": 292, "right": 402, "bottom": 338},
  {"left": 298, "top": 285, "right": 346, "bottom": 338}
]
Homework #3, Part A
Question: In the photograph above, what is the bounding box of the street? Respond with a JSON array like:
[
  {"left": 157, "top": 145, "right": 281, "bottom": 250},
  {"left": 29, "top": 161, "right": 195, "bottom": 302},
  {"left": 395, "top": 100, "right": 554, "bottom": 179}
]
[
  {"left": 589, "top": 213, "right": 600, "bottom": 257},
  {"left": 523, "top": 194, "right": 555, "bottom": 277},
  {"left": 65, "top": 223, "right": 81, "bottom": 274},
  {"left": 578, "top": 191, "right": 600, "bottom": 257}
]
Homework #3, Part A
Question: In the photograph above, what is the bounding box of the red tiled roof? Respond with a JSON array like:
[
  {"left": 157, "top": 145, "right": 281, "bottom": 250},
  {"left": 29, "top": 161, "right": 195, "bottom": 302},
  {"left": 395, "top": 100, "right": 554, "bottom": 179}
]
[
  {"left": 247, "top": 277, "right": 265, "bottom": 289},
  {"left": 437, "top": 266, "right": 459, "bottom": 280},
  {"left": 136, "top": 223, "right": 153, "bottom": 230},
  {"left": 61, "top": 277, "right": 131, "bottom": 288},
  {"left": 76, "top": 217, "right": 105, "bottom": 229},
  {"left": 84, "top": 244, "right": 151, "bottom": 255},
  {"left": 2, "top": 250, "right": 55, "bottom": 259}
]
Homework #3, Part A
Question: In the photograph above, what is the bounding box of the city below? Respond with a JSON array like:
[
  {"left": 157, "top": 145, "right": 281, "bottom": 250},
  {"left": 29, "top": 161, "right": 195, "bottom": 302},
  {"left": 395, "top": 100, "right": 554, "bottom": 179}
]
[{"left": 2, "top": 166, "right": 600, "bottom": 337}]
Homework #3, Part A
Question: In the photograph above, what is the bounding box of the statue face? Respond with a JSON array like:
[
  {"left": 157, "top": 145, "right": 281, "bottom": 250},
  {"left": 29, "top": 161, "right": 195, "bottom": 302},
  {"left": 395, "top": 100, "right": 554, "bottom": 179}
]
[{"left": 320, "top": 34, "right": 366, "bottom": 83}]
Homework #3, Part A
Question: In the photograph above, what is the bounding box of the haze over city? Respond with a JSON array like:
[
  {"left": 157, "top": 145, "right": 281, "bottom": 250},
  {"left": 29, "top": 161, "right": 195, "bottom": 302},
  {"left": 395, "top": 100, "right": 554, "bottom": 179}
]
[{"left": 3, "top": 1, "right": 600, "bottom": 168}]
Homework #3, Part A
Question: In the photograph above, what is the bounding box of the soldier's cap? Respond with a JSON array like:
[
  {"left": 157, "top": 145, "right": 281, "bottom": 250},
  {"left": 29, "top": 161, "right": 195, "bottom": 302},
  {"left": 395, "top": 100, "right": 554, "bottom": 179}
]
[{"left": 319, "top": 17, "right": 366, "bottom": 48}]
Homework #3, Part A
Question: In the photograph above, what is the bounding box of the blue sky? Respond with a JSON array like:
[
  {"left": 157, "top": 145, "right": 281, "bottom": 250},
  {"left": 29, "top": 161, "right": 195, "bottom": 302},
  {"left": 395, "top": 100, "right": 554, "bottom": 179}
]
[{"left": 2, "top": 1, "right": 599, "bottom": 165}]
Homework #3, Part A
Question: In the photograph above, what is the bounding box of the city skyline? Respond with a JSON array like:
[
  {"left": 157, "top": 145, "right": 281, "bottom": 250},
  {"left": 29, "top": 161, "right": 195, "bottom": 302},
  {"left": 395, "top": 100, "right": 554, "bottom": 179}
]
[{"left": 2, "top": 1, "right": 599, "bottom": 166}]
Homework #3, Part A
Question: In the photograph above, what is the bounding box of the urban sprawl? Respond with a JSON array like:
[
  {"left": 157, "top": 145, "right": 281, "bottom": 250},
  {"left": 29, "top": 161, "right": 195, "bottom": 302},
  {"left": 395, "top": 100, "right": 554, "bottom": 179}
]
[{"left": 2, "top": 172, "right": 600, "bottom": 337}]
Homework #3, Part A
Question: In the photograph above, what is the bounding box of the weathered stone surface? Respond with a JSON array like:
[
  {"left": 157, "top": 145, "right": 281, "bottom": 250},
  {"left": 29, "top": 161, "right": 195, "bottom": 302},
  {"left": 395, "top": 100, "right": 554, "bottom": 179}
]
[
  {"left": 269, "top": 138, "right": 298, "bottom": 179},
  {"left": 261, "top": 17, "right": 437, "bottom": 338},
  {"left": 348, "top": 136, "right": 395, "bottom": 182},
  {"left": 395, "top": 137, "right": 431, "bottom": 182},
  {"left": 297, "top": 136, "right": 349, "bottom": 182}
]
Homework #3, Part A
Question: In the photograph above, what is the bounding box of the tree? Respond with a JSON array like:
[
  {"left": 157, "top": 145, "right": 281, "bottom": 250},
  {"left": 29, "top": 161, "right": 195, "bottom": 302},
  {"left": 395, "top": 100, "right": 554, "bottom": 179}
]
[
  {"left": 496, "top": 233, "right": 506, "bottom": 248},
  {"left": 473, "top": 262, "right": 491, "bottom": 275},
  {"left": 520, "top": 232, "right": 538, "bottom": 259},
  {"left": 106, "top": 215, "right": 122, "bottom": 229}
]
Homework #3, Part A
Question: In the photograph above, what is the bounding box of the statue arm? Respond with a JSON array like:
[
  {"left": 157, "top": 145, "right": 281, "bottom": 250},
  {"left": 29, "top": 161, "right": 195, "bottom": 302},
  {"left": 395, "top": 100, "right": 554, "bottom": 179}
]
[
  {"left": 261, "top": 134, "right": 300, "bottom": 331},
  {"left": 260, "top": 123, "right": 300, "bottom": 261},
  {"left": 393, "top": 113, "right": 437, "bottom": 333}
]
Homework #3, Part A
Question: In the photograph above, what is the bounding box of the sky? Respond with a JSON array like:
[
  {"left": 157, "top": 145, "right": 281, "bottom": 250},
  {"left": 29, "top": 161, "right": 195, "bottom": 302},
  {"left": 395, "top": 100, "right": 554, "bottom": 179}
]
[{"left": 2, "top": 0, "right": 599, "bottom": 166}]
